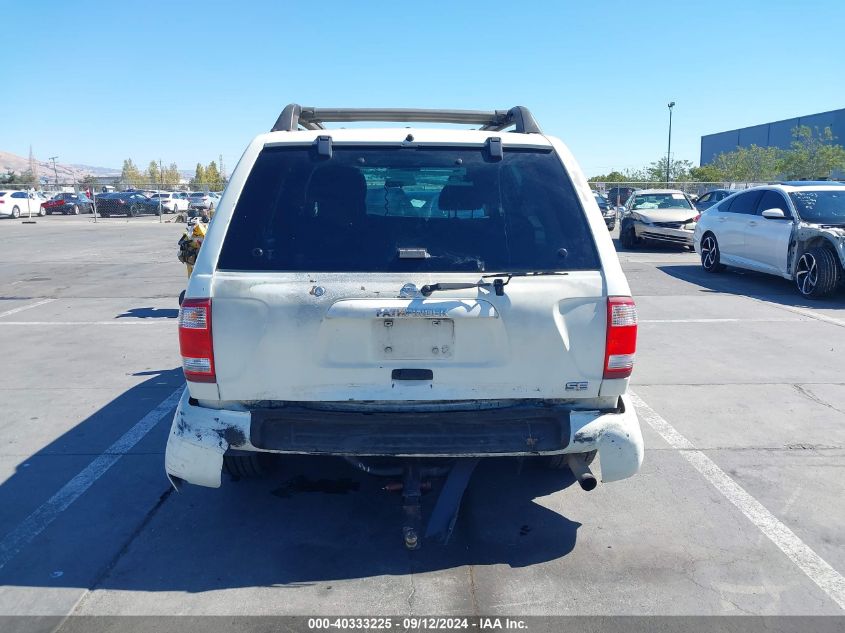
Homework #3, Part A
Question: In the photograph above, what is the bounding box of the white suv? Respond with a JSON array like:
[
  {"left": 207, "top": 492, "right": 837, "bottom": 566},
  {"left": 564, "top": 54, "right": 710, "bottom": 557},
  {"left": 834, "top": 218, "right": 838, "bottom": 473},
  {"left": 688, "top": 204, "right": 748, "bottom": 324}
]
[{"left": 166, "top": 105, "right": 643, "bottom": 510}]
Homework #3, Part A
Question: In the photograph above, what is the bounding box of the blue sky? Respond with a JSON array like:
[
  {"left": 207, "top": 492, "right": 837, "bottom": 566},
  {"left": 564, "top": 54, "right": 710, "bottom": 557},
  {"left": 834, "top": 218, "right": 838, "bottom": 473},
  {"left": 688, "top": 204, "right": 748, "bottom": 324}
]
[{"left": 3, "top": 0, "right": 844, "bottom": 177}]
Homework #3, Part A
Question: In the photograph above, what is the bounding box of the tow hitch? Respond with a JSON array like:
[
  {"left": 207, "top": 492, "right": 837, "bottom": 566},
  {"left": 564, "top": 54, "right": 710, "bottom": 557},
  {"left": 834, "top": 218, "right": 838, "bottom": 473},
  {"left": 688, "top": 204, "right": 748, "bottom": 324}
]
[{"left": 345, "top": 457, "right": 480, "bottom": 549}]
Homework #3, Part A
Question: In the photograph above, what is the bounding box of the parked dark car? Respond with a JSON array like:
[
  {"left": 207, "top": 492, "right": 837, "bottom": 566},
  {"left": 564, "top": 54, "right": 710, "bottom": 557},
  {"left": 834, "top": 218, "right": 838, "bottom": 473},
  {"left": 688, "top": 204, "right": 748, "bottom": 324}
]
[
  {"left": 95, "top": 192, "right": 161, "bottom": 217},
  {"left": 694, "top": 188, "right": 736, "bottom": 211},
  {"left": 606, "top": 186, "right": 639, "bottom": 208},
  {"left": 41, "top": 192, "right": 94, "bottom": 215},
  {"left": 594, "top": 192, "right": 616, "bottom": 230}
]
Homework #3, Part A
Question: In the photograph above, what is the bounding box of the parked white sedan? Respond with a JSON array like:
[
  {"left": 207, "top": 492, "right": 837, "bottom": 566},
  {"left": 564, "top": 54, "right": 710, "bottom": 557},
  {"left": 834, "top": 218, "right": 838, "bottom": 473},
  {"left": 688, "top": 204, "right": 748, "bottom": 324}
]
[
  {"left": 149, "top": 192, "right": 189, "bottom": 213},
  {"left": 694, "top": 183, "right": 845, "bottom": 298}
]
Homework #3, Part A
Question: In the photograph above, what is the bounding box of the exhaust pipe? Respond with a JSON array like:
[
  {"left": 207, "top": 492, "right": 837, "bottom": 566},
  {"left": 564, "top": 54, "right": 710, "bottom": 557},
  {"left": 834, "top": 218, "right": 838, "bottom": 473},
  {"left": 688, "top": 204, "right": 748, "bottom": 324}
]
[{"left": 566, "top": 454, "right": 598, "bottom": 491}]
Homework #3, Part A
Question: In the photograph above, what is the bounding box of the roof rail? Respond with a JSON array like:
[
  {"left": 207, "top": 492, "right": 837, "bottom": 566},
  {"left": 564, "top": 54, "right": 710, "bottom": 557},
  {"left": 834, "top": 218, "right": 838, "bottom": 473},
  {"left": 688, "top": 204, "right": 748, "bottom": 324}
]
[{"left": 270, "top": 104, "right": 542, "bottom": 134}]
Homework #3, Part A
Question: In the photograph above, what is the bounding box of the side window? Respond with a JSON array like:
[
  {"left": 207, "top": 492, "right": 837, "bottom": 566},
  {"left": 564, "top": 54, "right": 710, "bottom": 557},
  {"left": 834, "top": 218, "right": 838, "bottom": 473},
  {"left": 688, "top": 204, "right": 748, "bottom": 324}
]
[
  {"left": 698, "top": 193, "right": 712, "bottom": 204},
  {"left": 11, "top": 191, "right": 26, "bottom": 198},
  {"left": 725, "top": 191, "right": 763, "bottom": 215},
  {"left": 756, "top": 191, "right": 790, "bottom": 216}
]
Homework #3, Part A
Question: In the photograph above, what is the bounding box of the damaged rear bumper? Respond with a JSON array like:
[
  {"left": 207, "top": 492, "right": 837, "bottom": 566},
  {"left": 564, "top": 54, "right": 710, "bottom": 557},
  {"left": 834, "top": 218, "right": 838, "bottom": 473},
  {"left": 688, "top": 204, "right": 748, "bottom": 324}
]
[{"left": 164, "top": 389, "right": 643, "bottom": 489}]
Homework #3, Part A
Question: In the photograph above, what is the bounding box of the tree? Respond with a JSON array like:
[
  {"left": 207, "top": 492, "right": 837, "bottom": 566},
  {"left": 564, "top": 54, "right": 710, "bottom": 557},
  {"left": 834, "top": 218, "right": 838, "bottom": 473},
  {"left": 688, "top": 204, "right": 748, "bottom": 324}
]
[
  {"left": 588, "top": 170, "right": 630, "bottom": 183},
  {"left": 0, "top": 169, "right": 36, "bottom": 186},
  {"left": 645, "top": 157, "right": 693, "bottom": 183},
  {"left": 712, "top": 145, "right": 781, "bottom": 182},
  {"left": 688, "top": 163, "right": 725, "bottom": 182},
  {"left": 147, "top": 161, "right": 161, "bottom": 187},
  {"left": 163, "top": 163, "right": 181, "bottom": 187},
  {"left": 205, "top": 161, "right": 222, "bottom": 189},
  {"left": 121, "top": 159, "right": 143, "bottom": 187},
  {"left": 189, "top": 163, "right": 206, "bottom": 188},
  {"left": 779, "top": 125, "right": 845, "bottom": 180}
]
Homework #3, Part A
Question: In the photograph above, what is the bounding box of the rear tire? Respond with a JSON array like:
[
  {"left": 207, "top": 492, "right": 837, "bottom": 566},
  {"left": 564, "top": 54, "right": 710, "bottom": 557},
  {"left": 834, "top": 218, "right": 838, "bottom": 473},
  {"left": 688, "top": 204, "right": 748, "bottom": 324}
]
[
  {"left": 547, "top": 451, "right": 596, "bottom": 469},
  {"left": 38, "top": 206, "right": 46, "bottom": 216},
  {"left": 223, "top": 453, "right": 270, "bottom": 479},
  {"left": 795, "top": 246, "right": 840, "bottom": 298},
  {"left": 11, "top": 205, "right": 20, "bottom": 219},
  {"left": 700, "top": 233, "right": 725, "bottom": 273},
  {"left": 72, "top": 204, "right": 79, "bottom": 215}
]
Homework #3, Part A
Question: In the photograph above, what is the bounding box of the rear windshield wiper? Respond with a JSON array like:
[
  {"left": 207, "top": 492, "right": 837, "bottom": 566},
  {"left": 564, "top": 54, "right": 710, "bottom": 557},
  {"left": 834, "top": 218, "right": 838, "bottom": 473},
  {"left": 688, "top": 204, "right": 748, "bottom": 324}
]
[
  {"left": 420, "top": 281, "right": 491, "bottom": 296},
  {"left": 421, "top": 271, "right": 568, "bottom": 297}
]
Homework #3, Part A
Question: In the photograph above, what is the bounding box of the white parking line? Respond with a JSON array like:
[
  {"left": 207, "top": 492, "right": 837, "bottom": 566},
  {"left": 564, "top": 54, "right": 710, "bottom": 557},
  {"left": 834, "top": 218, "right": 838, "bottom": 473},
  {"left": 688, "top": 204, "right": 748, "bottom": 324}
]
[
  {"left": 0, "top": 298, "right": 55, "bottom": 318},
  {"left": 0, "top": 387, "right": 183, "bottom": 571},
  {"left": 640, "top": 318, "right": 804, "bottom": 323},
  {"left": 0, "top": 321, "right": 174, "bottom": 326},
  {"left": 630, "top": 391, "right": 845, "bottom": 611},
  {"left": 754, "top": 303, "right": 845, "bottom": 329}
]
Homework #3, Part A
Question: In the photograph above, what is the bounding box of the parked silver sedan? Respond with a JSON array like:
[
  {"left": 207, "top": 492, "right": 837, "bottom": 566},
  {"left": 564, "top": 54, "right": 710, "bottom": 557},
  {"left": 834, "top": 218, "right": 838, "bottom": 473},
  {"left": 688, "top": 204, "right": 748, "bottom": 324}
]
[
  {"left": 188, "top": 192, "right": 218, "bottom": 211},
  {"left": 619, "top": 189, "right": 699, "bottom": 249}
]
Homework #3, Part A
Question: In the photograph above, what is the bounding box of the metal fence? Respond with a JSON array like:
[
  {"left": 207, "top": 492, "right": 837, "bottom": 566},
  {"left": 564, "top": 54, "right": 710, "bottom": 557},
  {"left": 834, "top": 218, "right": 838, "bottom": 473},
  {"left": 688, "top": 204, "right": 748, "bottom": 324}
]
[
  {"left": 1, "top": 182, "right": 222, "bottom": 222},
  {"left": 588, "top": 181, "right": 768, "bottom": 205}
]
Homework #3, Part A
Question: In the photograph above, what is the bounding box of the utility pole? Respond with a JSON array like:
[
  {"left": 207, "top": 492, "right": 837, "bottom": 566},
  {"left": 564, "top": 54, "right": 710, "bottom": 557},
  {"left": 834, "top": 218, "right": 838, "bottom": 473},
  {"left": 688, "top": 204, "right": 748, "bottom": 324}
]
[
  {"left": 159, "top": 159, "right": 164, "bottom": 222},
  {"left": 666, "top": 102, "right": 675, "bottom": 187},
  {"left": 49, "top": 156, "right": 59, "bottom": 188},
  {"left": 29, "top": 145, "right": 38, "bottom": 184}
]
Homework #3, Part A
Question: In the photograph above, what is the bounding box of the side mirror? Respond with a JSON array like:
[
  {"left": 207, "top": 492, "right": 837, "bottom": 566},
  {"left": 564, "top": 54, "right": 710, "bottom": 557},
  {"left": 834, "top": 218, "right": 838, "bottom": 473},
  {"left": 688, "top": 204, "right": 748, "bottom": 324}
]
[{"left": 761, "top": 208, "right": 787, "bottom": 220}]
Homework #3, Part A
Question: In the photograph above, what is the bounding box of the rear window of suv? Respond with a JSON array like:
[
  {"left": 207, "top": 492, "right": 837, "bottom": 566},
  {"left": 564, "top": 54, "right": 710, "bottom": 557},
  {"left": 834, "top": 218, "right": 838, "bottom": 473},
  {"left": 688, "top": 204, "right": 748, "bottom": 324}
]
[{"left": 217, "top": 145, "right": 600, "bottom": 273}]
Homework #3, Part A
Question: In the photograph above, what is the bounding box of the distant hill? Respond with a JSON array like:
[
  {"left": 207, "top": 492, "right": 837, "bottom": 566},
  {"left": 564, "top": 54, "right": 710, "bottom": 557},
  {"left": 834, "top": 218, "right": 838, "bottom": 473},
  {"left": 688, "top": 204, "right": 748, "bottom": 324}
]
[
  {"left": 0, "top": 150, "right": 195, "bottom": 183},
  {"left": 0, "top": 150, "right": 119, "bottom": 183}
]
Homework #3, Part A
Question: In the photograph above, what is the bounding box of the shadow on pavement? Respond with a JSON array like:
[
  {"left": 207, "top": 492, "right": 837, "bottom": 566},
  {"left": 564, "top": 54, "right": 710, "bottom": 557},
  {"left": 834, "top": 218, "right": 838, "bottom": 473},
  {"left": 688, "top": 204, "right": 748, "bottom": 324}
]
[
  {"left": 658, "top": 264, "right": 845, "bottom": 307},
  {"left": 1, "top": 366, "right": 582, "bottom": 590},
  {"left": 116, "top": 307, "right": 179, "bottom": 319},
  {"left": 613, "top": 238, "right": 693, "bottom": 254},
  {"left": 93, "top": 455, "right": 582, "bottom": 590}
]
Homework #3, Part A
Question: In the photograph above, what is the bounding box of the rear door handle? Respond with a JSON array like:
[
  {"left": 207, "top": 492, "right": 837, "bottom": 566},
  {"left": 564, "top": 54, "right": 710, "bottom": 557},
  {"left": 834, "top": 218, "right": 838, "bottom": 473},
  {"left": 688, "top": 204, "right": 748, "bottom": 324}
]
[
  {"left": 717, "top": 217, "right": 727, "bottom": 222},
  {"left": 748, "top": 221, "right": 758, "bottom": 227}
]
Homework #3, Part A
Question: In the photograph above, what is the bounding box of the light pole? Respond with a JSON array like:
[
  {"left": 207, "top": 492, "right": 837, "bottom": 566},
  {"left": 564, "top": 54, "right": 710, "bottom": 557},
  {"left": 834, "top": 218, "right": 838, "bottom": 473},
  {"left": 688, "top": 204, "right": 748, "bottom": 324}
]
[
  {"left": 49, "top": 156, "right": 59, "bottom": 188},
  {"left": 666, "top": 102, "right": 675, "bottom": 187}
]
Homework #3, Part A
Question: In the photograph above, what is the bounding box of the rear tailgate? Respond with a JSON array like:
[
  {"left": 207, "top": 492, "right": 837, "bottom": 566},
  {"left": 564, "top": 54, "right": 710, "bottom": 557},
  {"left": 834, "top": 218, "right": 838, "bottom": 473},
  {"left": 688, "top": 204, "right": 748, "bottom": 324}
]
[{"left": 211, "top": 272, "right": 606, "bottom": 401}]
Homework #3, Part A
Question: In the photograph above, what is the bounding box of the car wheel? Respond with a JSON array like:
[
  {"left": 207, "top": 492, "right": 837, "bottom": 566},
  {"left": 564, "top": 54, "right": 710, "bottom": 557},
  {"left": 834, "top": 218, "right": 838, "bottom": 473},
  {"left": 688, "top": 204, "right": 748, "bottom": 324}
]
[
  {"left": 72, "top": 204, "right": 79, "bottom": 215},
  {"left": 223, "top": 453, "right": 271, "bottom": 479},
  {"left": 129, "top": 206, "right": 138, "bottom": 217},
  {"left": 38, "top": 206, "right": 46, "bottom": 217},
  {"left": 620, "top": 224, "right": 638, "bottom": 249},
  {"left": 795, "top": 246, "right": 840, "bottom": 298},
  {"left": 607, "top": 222, "right": 616, "bottom": 231},
  {"left": 11, "top": 205, "right": 20, "bottom": 219},
  {"left": 547, "top": 450, "right": 597, "bottom": 469},
  {"left": 101, "top": 212, "right": 110, "bottom": 218},
  {"left": 700, "top": 233, "right": 725, "bottom": 273}
]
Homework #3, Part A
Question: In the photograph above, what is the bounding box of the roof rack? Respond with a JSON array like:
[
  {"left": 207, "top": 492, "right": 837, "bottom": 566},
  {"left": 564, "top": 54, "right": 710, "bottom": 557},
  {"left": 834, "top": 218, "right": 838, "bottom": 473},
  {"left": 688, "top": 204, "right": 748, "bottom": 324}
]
[{"left": 271, "top": 104, "right": 542, "bottom": 134}]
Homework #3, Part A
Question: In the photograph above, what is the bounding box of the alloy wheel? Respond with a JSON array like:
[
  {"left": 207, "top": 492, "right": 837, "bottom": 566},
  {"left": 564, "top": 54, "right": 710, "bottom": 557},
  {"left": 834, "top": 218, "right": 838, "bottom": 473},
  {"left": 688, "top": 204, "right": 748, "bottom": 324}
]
[
  {"left": 795, "top": 253, "right": 818, "bottom": 296},
  {"left": 701, "top": 236, "right": 718, "bottom": 269}
]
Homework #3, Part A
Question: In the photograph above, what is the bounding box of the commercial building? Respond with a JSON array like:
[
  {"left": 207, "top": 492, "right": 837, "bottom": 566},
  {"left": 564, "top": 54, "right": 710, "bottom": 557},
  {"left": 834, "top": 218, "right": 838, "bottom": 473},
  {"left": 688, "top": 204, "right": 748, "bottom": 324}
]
[{"left": 700, "top": 107, "right": 845, "bottom": 165}]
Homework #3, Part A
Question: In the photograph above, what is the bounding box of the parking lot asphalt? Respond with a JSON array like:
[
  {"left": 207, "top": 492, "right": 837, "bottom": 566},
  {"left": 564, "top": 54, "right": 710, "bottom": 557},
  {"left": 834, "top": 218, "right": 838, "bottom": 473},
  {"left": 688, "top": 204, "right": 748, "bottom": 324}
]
[{"left": 0, "top": 215, "right": 843, "bottom": 619}]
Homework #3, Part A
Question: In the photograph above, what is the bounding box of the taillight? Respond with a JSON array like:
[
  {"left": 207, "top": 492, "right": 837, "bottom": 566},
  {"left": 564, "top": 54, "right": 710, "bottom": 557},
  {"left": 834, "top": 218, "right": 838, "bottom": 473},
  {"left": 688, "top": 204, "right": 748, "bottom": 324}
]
[
  {"left": 604, "top": 296, "right": 637, "bottom": 379},
  {"left": 692, "top": 214, "right": 701, "bottom": 222},
  {"left": 179, "top": 298, "right": 215, "bottom": 383}
]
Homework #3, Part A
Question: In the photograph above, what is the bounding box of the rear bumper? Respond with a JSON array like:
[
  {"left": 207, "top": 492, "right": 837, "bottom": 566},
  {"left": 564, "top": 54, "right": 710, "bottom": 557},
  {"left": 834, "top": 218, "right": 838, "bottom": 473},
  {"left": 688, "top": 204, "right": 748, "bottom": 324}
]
[{"left": 165, "top": 389, "right": 643, "bottom": 488}]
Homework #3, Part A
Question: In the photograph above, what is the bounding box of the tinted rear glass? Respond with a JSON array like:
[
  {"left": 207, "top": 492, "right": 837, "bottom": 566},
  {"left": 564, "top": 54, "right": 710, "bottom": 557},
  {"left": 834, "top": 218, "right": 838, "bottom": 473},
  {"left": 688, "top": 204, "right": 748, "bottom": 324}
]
[{"left": 218, "top": 146, "right": 600, "bottom": 273}]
